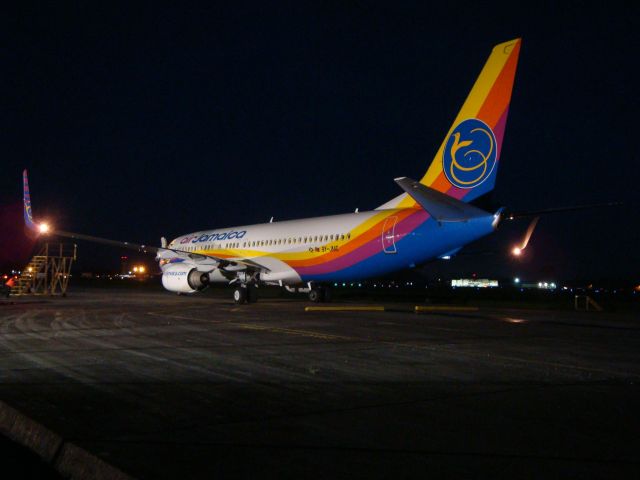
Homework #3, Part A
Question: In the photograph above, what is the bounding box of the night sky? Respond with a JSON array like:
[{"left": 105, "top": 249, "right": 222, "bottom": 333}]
[{"left": 2, "top": 2, "right": 638, "bottom": 282}]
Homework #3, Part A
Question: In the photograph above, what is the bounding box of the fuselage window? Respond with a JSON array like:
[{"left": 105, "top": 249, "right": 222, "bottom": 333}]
[
  {"left": 347, "top": 233, "right": 351, "bottom": 239},
  {"left": 340, "top": 234, "right": 345, "bottom": 241}
]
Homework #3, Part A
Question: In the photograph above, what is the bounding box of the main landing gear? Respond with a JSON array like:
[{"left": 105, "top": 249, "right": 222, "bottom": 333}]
[
  {"left": 233, "top": 284, "right": 258, "bottom": 304},
  {"left": 308, "top": 285, "right": 331, "bottom": 303}
]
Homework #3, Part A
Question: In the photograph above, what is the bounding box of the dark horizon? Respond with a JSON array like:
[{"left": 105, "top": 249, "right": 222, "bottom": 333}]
[{"left": 2, "top": 3, "right": 638, "bottom": 283}]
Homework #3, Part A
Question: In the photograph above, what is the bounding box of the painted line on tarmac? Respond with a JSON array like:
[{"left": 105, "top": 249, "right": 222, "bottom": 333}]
[
  {"left": 304, "top": 306, "right": 385, "bottom": 312},
  {"left": 145, "top": 311, "right": 234, "bottom": 324},
  {"left": 235, "top": 323, "right": 354, "bottom": 341},
  {"left": 414, "top": 305, "right": 479, "bottom": 313},
  {"left": 147, "top": 311, "right": 354, "bottom": 341}
]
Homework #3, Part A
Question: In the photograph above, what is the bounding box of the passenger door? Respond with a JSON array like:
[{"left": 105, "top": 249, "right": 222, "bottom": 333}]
[{"left": 381, "top": 216, "right": 398, "bottom": 254}]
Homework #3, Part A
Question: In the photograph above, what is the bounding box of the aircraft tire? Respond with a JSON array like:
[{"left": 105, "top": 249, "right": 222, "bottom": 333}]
[
  {"left": 308, "top": 288, "right": 322, "bottom": 303},
  {"left": 233, "top": 286, "right": 247, "bottom": 304},
  {"left": 246, "top": 285, "right": 258, "bottom": 303},
  {"left": 320, "top": 286, "right": 331, "bottom": 303}
]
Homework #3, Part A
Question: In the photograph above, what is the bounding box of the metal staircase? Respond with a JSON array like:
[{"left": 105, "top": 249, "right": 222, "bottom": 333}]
[{"left": 10, "top": 243, "right": 77, "bottom": 296}]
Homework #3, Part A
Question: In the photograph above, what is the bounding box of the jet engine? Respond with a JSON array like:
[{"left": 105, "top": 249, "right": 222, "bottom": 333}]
[{"left": 161, "top": 264, "right": 211, "bottom": 293}]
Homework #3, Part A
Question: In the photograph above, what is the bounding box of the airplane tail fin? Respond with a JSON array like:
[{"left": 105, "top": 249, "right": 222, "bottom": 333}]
[
  {"left": 378, "top": 38, "right": 521, "bottom": 209},
  {"left": 23, "top": 169, "right": 38, "bottom": 232}
]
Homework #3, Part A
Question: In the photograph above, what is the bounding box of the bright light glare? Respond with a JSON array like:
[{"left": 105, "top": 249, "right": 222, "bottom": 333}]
[
  {"left": 39, "top": 223, "right": 50, "bottom": 234},
  {"left": 511, "top": 246, "right": 522, "bottom": 256},
  {"left": 138, "top": 266, "right": 145, "bottom": 273}
]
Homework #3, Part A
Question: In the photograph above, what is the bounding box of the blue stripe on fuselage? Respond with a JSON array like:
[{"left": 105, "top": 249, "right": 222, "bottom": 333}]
[{"left": 299, "top": 215, "right": 495, "bottom": 282}]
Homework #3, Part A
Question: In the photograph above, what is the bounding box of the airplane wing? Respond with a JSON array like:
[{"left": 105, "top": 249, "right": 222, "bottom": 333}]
[
  {"left": 503, "top": 202, "right": 623, "bottom": 220},
  {"left": 22, "top": 170, "right": 270, "bottom": 273}
]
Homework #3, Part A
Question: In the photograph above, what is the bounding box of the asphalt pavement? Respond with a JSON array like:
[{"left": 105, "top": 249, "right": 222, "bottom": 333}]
[{"left": 0, "top": 288, "right": 639, "bottom": 478}]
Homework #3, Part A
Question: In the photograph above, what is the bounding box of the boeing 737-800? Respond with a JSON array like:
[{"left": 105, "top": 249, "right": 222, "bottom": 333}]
[{"left": 24, "top": 38, "right": 522, "bottom": 303}]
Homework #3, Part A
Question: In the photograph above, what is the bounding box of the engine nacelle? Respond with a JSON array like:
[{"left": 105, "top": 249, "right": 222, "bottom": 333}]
[{"left": 161, "top": 264, "right": 211, "bottom": 293}]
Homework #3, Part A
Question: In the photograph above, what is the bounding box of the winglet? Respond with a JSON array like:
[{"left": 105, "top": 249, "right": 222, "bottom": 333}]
[{"left": 23, "top": 169, "right": 37, "bottom": 232}]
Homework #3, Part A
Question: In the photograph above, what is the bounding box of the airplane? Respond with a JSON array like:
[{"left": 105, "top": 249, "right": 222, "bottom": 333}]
[{"left": 24, "top": 38, "right": 523, "bottom": 304}]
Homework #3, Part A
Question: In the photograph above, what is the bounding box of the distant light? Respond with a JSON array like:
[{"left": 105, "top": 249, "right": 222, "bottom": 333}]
[
  {"left": 514, "top": 277, "right": 520, "bottom": 283},
  {"left": 512, "top": 247, "right": 522, "bottom": 256},
  {"left": 133, "top": 267, "right": 138, "bottom": 273},
  {"left": 27, "top": 267, "right": 33, "bottom": 272},
  {"left": 138, "top": 266, "right": 145, "bottom": 273},
  {"left": 39, "top": 223, "right": 50, "bottom": 234},
  {"left": 441, "top": 255, "right": 451, "bottom": 260}
]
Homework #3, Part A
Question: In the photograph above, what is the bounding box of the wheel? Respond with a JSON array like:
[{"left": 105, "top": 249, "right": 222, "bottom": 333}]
[
  {"left": 246, "top": 285, "right": 258, "bottom": 303},
  {"left": 233, "top": 286, "right": 247, "bottom": 304},
  {"left": 320, "top": 286, "right": 331, "bottom": 303},
  {"left": 308, "top": 288, "right": 322, "bottom": 303}
]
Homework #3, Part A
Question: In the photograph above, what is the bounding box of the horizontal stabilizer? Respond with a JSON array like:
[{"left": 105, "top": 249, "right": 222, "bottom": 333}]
[{"left": 394, "top": 177, "right": 489, "bottom": 222}]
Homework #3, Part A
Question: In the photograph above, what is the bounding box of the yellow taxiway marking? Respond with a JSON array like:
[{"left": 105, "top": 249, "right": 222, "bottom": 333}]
[
  {"left": 414, "top": 305, "right": 479, "bottom": 312},
  {"left": 304, "top": 306, "right": 385, "bottom": 312}
]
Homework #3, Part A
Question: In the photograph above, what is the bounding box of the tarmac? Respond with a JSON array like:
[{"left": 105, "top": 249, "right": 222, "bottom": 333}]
[{"left": 1, "top": 288, "right": 639, "bottom": 478}]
